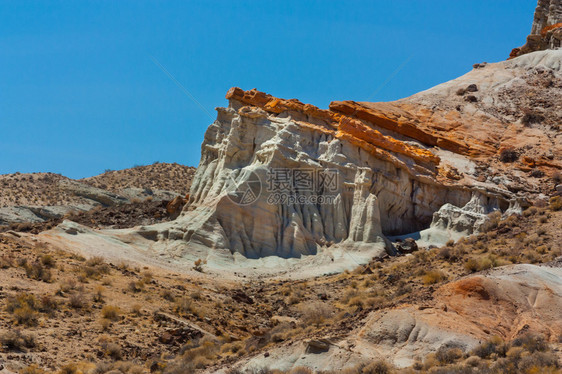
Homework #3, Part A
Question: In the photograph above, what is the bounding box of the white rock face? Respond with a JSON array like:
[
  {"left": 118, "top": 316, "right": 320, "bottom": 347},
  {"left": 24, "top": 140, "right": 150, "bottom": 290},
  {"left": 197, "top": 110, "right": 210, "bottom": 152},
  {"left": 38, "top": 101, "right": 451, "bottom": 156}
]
[
  {"left": 416, "top": 193, "right": 522, "bottom": 247},
  {"left": 150, "top": 97, "right": 510, "bottom": 265}
]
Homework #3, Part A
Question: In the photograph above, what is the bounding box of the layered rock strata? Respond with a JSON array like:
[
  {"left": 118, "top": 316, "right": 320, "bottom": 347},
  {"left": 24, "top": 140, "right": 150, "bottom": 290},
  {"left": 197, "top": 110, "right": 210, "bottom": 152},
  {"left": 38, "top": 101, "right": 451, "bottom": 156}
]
[
  {"left": 155, "top": 82, "right": 522, "bottom": 260},
  {"left": 511, "top": 0, "right": 562, "bottom": 57}
]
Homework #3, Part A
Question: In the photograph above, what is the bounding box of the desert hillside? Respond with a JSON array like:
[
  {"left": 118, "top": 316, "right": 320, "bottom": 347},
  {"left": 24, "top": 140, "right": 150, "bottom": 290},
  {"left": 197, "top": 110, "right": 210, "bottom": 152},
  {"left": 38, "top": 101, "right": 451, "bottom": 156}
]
[
  {"left": 0, "top": 163, "right": 195, "bottom": 228},
  {"left": 81, "top": 163, "right": 196, "bottom": 196},
  {"left": 0, "top": 196, "right": 560, "bottom": 373}
]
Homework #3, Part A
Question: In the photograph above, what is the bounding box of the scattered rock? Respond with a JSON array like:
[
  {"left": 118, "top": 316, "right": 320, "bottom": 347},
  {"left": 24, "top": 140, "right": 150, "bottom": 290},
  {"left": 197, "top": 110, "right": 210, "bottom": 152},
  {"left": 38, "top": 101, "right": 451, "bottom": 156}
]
[
  {"left": 396, "top": 238, "right": 419, "bottom": 254},
  {"left": 305, "top": 339, "right": 331, "bottom": 354},
  {"left": 232, "top": 290, "right": 254, "bottom": 305}
]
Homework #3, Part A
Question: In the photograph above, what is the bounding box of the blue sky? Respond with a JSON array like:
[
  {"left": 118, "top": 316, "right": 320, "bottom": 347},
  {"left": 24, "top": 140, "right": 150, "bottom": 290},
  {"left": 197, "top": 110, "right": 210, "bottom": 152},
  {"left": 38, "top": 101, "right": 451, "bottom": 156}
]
[{"left": 1, "top": 0, "right": 535, "bottom": 178}]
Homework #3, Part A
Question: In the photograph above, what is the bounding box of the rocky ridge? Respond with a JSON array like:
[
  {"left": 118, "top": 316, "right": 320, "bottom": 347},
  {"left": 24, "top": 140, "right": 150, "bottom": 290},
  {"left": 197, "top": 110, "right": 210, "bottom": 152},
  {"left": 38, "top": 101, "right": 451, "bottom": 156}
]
[{"left": 0, "top": 163, "right": 195, "bottom": 227}]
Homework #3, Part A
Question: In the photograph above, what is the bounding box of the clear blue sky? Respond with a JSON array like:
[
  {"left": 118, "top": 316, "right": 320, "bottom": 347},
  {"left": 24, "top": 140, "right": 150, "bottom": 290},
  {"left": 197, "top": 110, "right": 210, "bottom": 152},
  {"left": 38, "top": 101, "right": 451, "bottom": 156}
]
[{"left": 0, "top": 0, "right": 536, "bottom": 178}]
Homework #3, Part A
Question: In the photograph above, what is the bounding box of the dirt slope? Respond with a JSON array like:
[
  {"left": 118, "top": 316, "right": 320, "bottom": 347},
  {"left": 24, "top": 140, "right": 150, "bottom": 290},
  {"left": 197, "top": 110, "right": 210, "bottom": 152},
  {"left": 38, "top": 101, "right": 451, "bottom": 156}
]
[{"left": 81, "top": 163, "right": 195, "bottom": 196}]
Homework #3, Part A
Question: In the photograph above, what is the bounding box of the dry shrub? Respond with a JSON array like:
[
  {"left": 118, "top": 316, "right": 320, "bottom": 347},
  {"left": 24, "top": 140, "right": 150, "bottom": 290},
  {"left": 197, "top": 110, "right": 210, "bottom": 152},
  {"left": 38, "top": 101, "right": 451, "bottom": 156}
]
[
  {"left": 220, "top": 341, "right": 246, "bottom": 357},
  {"left": 422, "top": 270, "right": 446, "bottom": 285},
  {"left": 127, "top": 280, "right": 144, "bottom": 293},
  {"left": 6, "top": 293, "right": 40, "bottom": 326},
  {"left": 39, "top": 295, "right": 58, "bottom": 315},
  {"left": 68, "top": 292, "right": 87, "bottom": 309},
  {"left": 550, "top": 196, "right": 562, "bottom": 211},
  {"left": 499, "top": 148, "right": 518, "bottom": 163},
  {"left": 361, "top": 360, "right": 394, "bottom": 374},
  {"left": 175, "top": 296, "right": 195, "bottom": 316},
  {"left": 93, "top": 285, "right": 105, "bottom": 303},
  {"left": 101, "top": 305, "right": 121, "bottom": 321},
  {"left": 57, "top": 277, "right": 80, "bottom": 295},
  {"left": 24, "top": 260, "right": 52, "bottom": 282},
  {"left": 517, "top": 351, "right": 559, "bottom": 372},
  {"left": 472, "top": 336, "right": 507, "bottom": 359},
  {"left": 81, "top": 256, "right": 111, "bottom": 279},
  {"left": 0, "top": 329, "right": 36, "bottom": 351},
  {"left": 130, "top": 303, "right": 142, "bottom": 316},
  {"left": 99, "top": 340, "right": 122, "bottom": 360},
  {"left": 300, "top": 302, "right": 332, "bottom": 326},
  {"left": 161, "top": 289, "right": 175, "bottom": 302},
  {"left": 40, "top": 254, "right": 55, "bottom": 268},
  {"left": 59, "top": 364, "right": 78, "bottom": 374},
  {"left": 0, "top": 255, "right": 14, "bottom": 269},
  {"left": 289, "top": 367, "right": 314, "bottom": 374},
  {"left": 167, "top": 336, "right": 219, "bottom": 372},
  {"left": 435, "top": 346, "right": 464, "bottom": 364},
  {"left": 20, "top": 365, "right": 46, "bottom": 374}
]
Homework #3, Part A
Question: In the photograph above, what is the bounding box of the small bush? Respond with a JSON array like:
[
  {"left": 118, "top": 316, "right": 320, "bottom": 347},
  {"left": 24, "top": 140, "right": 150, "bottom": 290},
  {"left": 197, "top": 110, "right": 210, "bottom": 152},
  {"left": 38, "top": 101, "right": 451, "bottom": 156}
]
[
  {"left": 130, "top": 303, "right": 142, "bottom": 316},
  {"left": 24, "top": 261, "right": 52, "bottom": 282},
  {"left": 289, "top": 367, "right": 314, "bottom": 374},
  {"left": 161, "top": 289, "right": 175, "bottom": 302},
  {"left": 362, "top": 360, "right": 394, "bottom": 374},
  {"left": 175, "top": 297, "right": 195, "bottom": 315},
  {"left": 472, "top": 336, "right": 505, "bottom": 359},
  {"left": 59, "top": 364, "right": 78, "bottom": 374},
  {"left": 300, "top": 302, "right": 332, "bottom": 326},
  {"left": 20, "top": 365, "right": 46, "bottom": 374},
  {"left": 550, "top": 196, "right": 562, "bottom": 211},
  {"left": 68, "top": 293, "right": 86, "bottom": 309},
  {"left": 518, "top": 351, "right": 560, "bottom": 372},
  {"left": 93, "top": 286, "right": 105, "bottom": 303},
  {"left": 105, "top": 342, "right": 122, "bottom": 360},
  {"left": 193, "top": 258, "right": 206, "bottom": 272},
  {"left": 81, "top": 258, "right": 111, "bottom": 279},
  {"left": 435, "top": 346, "right": 464, "bottom": 364},
  {"left": 127, "top": 280, "right": 144, "bottom": 293},
  {"left": 512, "top": 333, "right": 548, "bottom": 353},
  {"left": 39, "top": 295, "right": 58, "bottom": 315},
  {"left": 438, "top": 247, "right": 452, "bottom": 260},
  {"left": 101, "top": 305, "right": 121, "bottom": 321},
  {"left": 0, "top": 330, "right": 36, "bottom": 351},
  {"left": 6, "top": 293, "right": 40, "bottom": 326},
  {"left": 521, "top": 111, "right": 545, "bottom": 126},
  {"left": 40, "top": 254, "right": 55, "bottom": 268},
  {"left": 422, "top": 270, "right": 446, "bottom": 285},
  {"left": 499, "top": 148, "right": 518, "bottom": 163}
]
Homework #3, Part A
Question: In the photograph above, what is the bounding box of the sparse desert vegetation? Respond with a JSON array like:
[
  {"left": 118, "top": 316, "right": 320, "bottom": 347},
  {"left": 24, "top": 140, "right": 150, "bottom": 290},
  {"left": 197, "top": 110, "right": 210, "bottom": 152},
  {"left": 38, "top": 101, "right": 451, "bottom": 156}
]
[{"left": 0, "top": 204, "right": 560, "bottom": 373}]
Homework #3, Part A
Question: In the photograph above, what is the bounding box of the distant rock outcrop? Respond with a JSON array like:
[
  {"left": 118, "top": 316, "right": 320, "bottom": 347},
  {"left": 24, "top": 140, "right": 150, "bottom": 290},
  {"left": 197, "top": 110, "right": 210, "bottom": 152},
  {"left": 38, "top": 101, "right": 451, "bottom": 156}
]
[{"left": 511, "top": 0, "right": 562, "bottom": 58}]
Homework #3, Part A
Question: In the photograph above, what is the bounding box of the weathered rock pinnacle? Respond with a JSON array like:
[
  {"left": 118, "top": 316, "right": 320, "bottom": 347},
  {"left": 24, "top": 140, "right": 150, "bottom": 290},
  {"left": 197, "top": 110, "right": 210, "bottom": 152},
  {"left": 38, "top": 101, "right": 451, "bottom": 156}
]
[{"left": 511, "top": 0, "right": 562, "bottom": 57}]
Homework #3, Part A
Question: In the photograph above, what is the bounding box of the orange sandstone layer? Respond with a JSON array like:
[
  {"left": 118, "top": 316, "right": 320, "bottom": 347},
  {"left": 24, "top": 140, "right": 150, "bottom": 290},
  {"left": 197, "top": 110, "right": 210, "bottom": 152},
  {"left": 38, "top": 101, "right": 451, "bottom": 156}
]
[
  {"left": 330, "top": 100, "right": 477, "bottom": 156},
  {"left": 226, "top": 87, "right": 440, "bottom": 166}
]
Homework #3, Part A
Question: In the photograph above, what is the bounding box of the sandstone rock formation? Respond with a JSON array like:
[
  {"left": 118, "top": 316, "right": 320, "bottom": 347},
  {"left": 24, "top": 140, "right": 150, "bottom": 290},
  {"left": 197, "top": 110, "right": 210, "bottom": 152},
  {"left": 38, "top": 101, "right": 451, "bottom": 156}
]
[
  {"left": 153, "top": 85, "right": 513, "bottom": 264},
  {"left": 511, "top": 0, "right": 562, "bottom": 57},
  {"left": 34, "top": 1, "right": 561, "bottom": 275},
  {"left": 37, "top": 50, "right": 561, "bottom": 277},
  {"left": 143, "top": 51, "right": 561, "bottom": 266}
]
